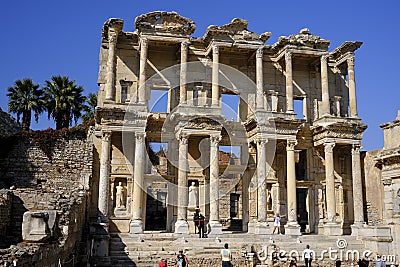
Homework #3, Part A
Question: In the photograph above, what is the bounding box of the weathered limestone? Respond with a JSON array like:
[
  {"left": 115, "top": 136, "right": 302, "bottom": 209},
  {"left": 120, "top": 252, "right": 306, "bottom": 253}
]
[
  {"left": 180, "top": 41, "right": 189, "bottom": 104},
  {"left": 208, "top": 134, "right": 223, "bottom": 236},
  {"left": 351, "top": 144, "right": 365, "bottom": 235},
  {"left": 175, "top": 134, "right": 189, "bottom": 234},
  {"left": 212, "top": 45, "right": 219, "bottom": 107},
  {"left": 255, "top": 138, "right": 268, "bottom": 234},
  {"left": 321, "top": 54, "right": 330, "bottom": 116},
  {"left": 104, "top": 19, "right": 123, "bottom": 101},
  {"left": 285, "top": 140, "right": 301, "bottom": 235},
  {"left": 347, "top": 55, "right": 358, "bottom": 117},
  {"left": 22, "top": 211, "right": 57, "bottom": 242},
  {"left": 130, "top": 132, "right": 146, "bottom": 233},
  {"left": 285, "top": 52, "right": 294, "bottom": 113},
  {"left": 138, "top": 38, "right": 148, "bottom": 104},
  {"left": 98, "top": 131, "right": 111, "bottom": 222},
  {"left": 256, "top": 47, "right": 264, "bottom": 110}
]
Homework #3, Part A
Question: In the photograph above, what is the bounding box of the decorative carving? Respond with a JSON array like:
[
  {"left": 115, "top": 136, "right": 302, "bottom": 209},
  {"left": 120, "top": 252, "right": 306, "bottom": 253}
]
[
  {"left": 102, "top": 18, "right": 124, "bottom": 40},
  {"left": 347, "top": 56, "right": 355, "bottom": 67},
  {"left": 274, "top": 29, "right": 330, "bottom": 51},
  {"left": 134, "top": 11, "right": 196, "bottom": 36},
  {"left": 179, "top": 134, "right": 189, "bottom": 145},
  {"left": 321, "top": 54, "right": 329, "bottom": 63},
  {"left": 181, "top": 41, "right": 189, "bottom": 51},
  {"left": 188, "top": 182, "right": 199, "bottom": 209},
  {"left": 324, "top": 142, "right": 335, "bottom": 154},
  {"left": 135, "top": 132, "right": 146, "bottom": 143},
  {"left": 115, "top": 182, "right": 126, "bottom": 209},
  {"left": 352, "top": 144, "right": 362, "bottom": 155},
  {"left": 256, "top": 47, "right": 264, "bottom": 58},
  {"left": 102, "top": 131, "right": 111, "bottom": 142},
  {"left": 285, "top": 52, "right": 292, "bottom": 62},
  {"left": 212, "top": 44, "right": 219, "bottom": 55},
  {"left": 140, "top": 38, "right": 148, "bottom": 49},
  {"left": 286, "top": 140, "right": 297, "bottom": 151},
  {"left": 210, "top": 135, "right": 221, "bottom": 147}
]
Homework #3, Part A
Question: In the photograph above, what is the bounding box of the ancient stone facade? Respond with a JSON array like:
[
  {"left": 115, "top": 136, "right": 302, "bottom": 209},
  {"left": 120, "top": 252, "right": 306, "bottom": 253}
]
[{"left": 93, "top": 11, "right": 368, "bottom": 250}]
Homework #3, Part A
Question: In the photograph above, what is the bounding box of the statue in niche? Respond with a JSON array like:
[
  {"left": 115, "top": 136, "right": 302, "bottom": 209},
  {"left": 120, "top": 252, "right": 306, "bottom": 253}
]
[
  {"left": 115, "top": 182, "right": 126, "bottom": 209},
  {"left": 188, "top": 182, "right": 199, "bottom": 210},
  {"left": 393, "top": 189, "right": 400, "bottom": 214}
]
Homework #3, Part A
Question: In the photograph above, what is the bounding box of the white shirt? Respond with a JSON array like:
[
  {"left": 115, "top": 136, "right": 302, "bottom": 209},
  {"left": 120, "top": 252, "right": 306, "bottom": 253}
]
[{"left": 303, "top": 249, "right": 312, "bottom": 259}]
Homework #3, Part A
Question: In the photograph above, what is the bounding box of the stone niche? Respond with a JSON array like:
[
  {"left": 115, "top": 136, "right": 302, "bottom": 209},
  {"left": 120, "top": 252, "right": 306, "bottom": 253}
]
[{"left": 22, "top": 210, "right": 58, "bottom": 242}]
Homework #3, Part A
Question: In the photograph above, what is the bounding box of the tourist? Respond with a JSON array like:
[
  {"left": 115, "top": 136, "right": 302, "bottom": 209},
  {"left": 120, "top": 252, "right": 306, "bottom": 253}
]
[
  {"left": 176, "top": 249, "right": 188, "bottom": 267},
  {"left": 198, "top": 212, "right": 205, "bottom": 238},
  {"left": 272, "top": 213, "right": 284, "bottom": 234},
  {"left": 193, "top": 209, "right": 199, "bottom": 234},
  {"left": 221, "top": 243, "right": 232, "bottom": 267},
  {"left": 158, "top": 258, "right": 168, "bottom": 267},
  {"left": 374, "top": 254, "right": 386, "bottom": 267},
  {"left": 303, "top": 244, "right": 312, "bottom": 267},
  {"left": 289, "top": 257, "right": 297, "bottom": 267}
]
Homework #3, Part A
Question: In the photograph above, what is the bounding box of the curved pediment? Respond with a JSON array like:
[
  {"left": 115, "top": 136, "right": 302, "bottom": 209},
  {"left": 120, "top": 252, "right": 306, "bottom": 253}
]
[
  {"left": 273, "top": 28, "right": 330, "bottom": 51},
  {"left": 134, "top": 11, "right": 196, "bottom": 36}
]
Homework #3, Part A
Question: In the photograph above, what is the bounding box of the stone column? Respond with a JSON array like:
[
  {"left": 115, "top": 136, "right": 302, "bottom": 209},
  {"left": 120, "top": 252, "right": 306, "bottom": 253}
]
[
  {"left": 351, "top": 144, "right": 364, "bottom": 230},
  {"left": 174, "top": 134, "right": 189, "bottom": 234},
  {"left": 138, "top": 38, "right": 148, "bottom": 104},
  {"left": 98, "top": 131, "right": 112, "bottom": 222},
  {"left": 324, "top": 142, "right": 336, "bottom": 222},
  {"left": 286, "top": 140, "right": 301, "bottom": 235},
  {"left": 130, "top": 132, "right": 146, "bottom": 233},
  {"left": 256, "top": 47, "right": 264, "bottom": 110},
  {"left": 321, "top": 54, "right": 330, "bottom": 116},
  {"left": 180, "top": 41, "right": 189, "bottom": 105},
  {"left": 212, "top": 45, "right": 219, "bottom": 107},
  {"left": 347, "top": 55, "right": 358, "bottom": 117},
  {"left": 105, "top": 33, "right": 118, "bottom": 101},
  {"left": 285, "top": 52, "right": 294, "bottom": 113},
  {"left": 208, "top": 134, "right": 223, "bottom": 235},
  {"left": 255, "top": 138, "right": 268, "bottom": 234}
]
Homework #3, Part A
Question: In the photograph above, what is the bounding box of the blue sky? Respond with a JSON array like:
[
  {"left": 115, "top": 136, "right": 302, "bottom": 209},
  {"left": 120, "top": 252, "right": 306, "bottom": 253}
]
[{"left": 1, "top": 0, "right": 399, "bottom": 151}]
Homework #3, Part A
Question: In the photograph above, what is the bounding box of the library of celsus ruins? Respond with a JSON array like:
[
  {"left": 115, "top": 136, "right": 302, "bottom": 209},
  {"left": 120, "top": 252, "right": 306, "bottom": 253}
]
[{"left": 93, "top": 11, "right": 367, "bottom": 238}]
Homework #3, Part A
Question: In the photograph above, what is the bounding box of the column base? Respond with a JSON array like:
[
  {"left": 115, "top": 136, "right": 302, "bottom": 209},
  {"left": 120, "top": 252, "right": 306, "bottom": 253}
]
[
  {"left": 247, "top": 219, "right": 257, "bottom": 234},
  {"left": 285, "top": 222, "right": 302, "bottom": 236},
  {"left": 254, "top": 221, "right": 269, "bottom": 235},
  {"left": 323, "top": 222, "right": 342, "bottom": 236},
  {"left": 174, "top": 220, "right": 189, "bottom": 234},
  {"left": 207, "top": 221, "right": 223, "bottom": 237},
  {"left": 351, "top": 222, "right": 367, "bottom": 236},
  {"left": 130, "top": 219, "right": 143, "bottom": 234}
]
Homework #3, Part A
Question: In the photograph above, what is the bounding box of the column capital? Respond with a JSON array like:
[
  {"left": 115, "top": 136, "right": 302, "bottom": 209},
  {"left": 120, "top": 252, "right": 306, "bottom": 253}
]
[
  {"left": 321, "top": 53, "right": 329, "bottom": 63},
  {"left": 256, "top": 47, "right": 264, "bottom": 58},
  {"left": 178, "top": 134, "right": 189, "bottom": 145},
  {"left": 286, "top": 140, "right": 297, "bottom": 151},
  {"left": 285, "top": 51, "right": 292, "bottom": 61},
  {"left": 351, "top": 144, "right": 362, "bottom": 155},
  {"left": 324, "top": 142, "right": 335, "bottom": 153},
  {"left": 212, "top": 44, "right": 219, "bottom": 55},
  {"left": 108, "top": 33, "right": 118, "bottom": 44},
  {"left": 140, "top": 37, "right": 148, "bottom": 49},
  {"left": 135, "top": 132, "right": 146, "bottom": 143},
  {"left": 256, "top": 138, "right": 268, "bottom": 147},
  {"left": 181, "top": 41, "right": 189, "bottom": 51},
  {"left": 210, "top": 134, "right": 221, "bottom": 147},
  {"left": 347, "top": 55, "right": 355, "bottom": 67},
  {"left": 102, "top": 131, "right": 112, "bottom": 141}
]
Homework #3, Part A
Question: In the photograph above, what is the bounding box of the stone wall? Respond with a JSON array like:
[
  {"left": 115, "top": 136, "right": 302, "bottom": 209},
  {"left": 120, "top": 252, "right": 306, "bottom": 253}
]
[
  {"left": 0, "top": 189, "right": 13, "bottom": 248},
  {"left": 0, "top": 127, "right": 94, "bottom": 266}
]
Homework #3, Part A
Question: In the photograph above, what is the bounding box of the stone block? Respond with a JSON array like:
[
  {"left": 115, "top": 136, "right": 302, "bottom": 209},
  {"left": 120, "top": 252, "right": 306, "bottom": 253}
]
[
  {"left": 207, "top": 221, "right": 222, "bottom": 237},
  {"left": 174, "top": 220, "right": 189, "bottom": 234},
  {"left": 22, "top": 210, "right": 58, "bottom": 242}
]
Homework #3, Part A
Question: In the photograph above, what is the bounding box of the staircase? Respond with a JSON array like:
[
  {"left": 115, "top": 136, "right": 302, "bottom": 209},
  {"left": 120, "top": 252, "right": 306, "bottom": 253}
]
[{"left": 109, "top": 232, "right": 369, "bottom": 267}]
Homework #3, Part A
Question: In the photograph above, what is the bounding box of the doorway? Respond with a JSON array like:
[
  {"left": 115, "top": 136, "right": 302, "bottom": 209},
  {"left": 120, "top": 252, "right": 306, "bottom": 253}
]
[
  {"left": 145, "top": 189, "right": 167, "bottom": 231},
  {"left": 296, "top": 188, "right": 309, "bottom": 232}
]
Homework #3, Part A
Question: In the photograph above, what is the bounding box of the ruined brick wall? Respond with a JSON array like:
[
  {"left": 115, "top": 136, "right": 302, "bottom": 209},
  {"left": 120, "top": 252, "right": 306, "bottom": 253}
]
[
  {"left": 0, "top": 127, "right": 93, "bottom": 266},
  {"left": 0, "top": 190, "right": 12, "bottom": 238}
]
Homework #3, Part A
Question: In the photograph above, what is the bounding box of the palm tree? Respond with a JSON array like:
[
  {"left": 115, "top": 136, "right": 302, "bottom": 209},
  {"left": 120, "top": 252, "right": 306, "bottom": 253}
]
[
  {"left": 82, "top": 92, "right": 97, "bottom": 123},
  {"left": 44, "top": 75, "right": 86, "bottom": 129},
  {"left": 7, "top": 78, "right": 45, "bottom": 131}
]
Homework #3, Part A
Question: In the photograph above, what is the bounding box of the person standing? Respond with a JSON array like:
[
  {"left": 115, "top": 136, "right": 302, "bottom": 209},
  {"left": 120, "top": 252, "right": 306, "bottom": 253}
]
[
  {"left": 221, "top": 243, "right": 232, "bottom": 267},
  {"left": 158, "top": 258, "right": 168, "bottom": 267},
  {"left": 198, "top": 213, "right": 205, "bottom": 238},
  {"left": 272, "top": 213, "right": 283, "bottom": 234},
  {"left": 374, "top": 254, "right": 386, "bottom": 267},
  {"left": 303, "top": 245, "right": 313, "bottom": 267},
  {"left": 193, "top": 209, "right": 199, "bottom": 234},
  {"left": 176, "top": 249, "right": 188, "bottom": 267}
]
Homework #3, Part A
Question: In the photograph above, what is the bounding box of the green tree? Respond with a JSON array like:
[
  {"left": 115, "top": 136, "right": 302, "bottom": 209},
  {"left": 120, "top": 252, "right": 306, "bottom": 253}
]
[
  {"left": 82, "top": 92, "right": 97, "bottom": 123},
  {"left": 7, "top": 78, "right": 45, "bottom": 131},
  {"left": 44, "top": 75, "right": 86, "bottom": 129}
]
